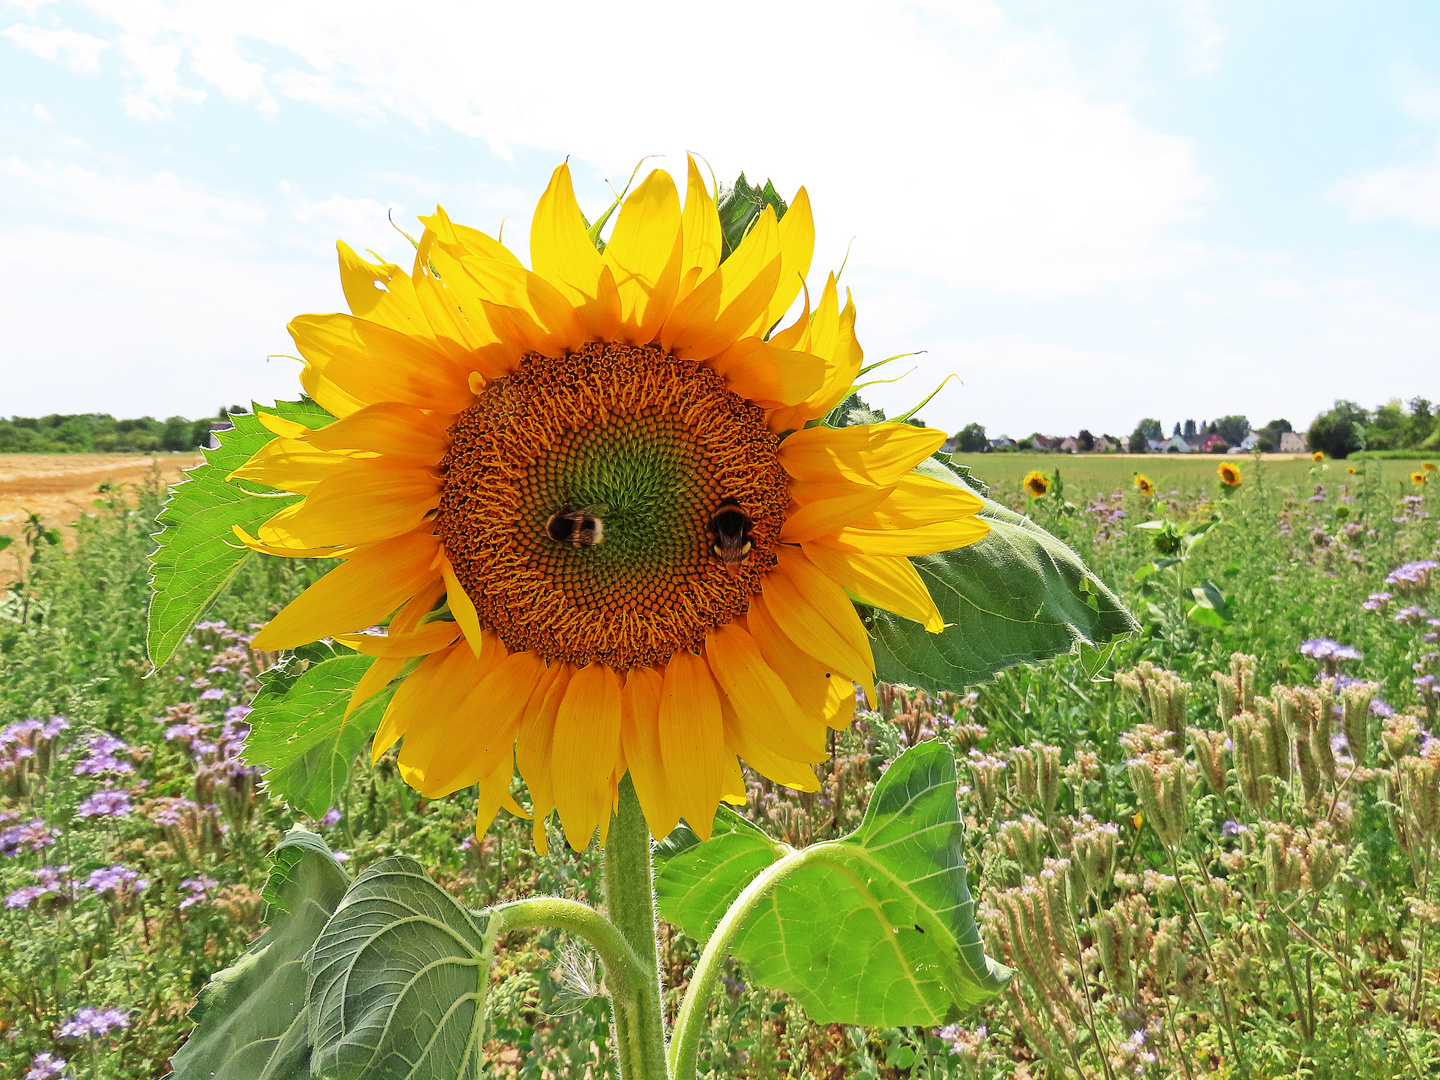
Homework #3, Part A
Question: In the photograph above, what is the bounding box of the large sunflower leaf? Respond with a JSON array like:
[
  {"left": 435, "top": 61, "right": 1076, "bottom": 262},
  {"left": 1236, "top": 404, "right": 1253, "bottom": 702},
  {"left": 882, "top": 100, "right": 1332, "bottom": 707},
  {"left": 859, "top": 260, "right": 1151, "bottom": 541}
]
[
  {"left": 656, "top": 740, "right": 1010, "bottom": 1026},
  {"left": 170, "top": 828, "right": 349, "bottom": 1080},
  {"left": 860, "top": 455, "right": 1137, "bottom": 693},
  {"left": 245, "top": 652, "right": 390, "bottom": 819},
  {"left": 306, "top": 857, "right": 500, "bottom": 1080},
  {"left": 147, "top": 399, "right": 334, "bottom": 668}
]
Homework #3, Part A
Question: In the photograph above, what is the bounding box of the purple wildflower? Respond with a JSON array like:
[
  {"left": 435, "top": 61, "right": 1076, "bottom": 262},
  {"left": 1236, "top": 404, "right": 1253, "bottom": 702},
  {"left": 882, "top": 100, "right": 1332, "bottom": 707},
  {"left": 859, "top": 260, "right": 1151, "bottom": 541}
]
[
  {"left": 320, "top": 807, "right": 342, "bottom": 828},
  {"left": 200, "top": 687, "right": 226, "bottom": 701},
  {"left": 84, "top": 865, "right": 148, "bottom": 897},
  {"left": 1395, "top": 606, "right": 1429, "bottom": 625},
  {"left": 72, "top": 734, "right": 132, "bottom": 777},
  {"left": 0, "top": 818, "right": 57, "bottom": 856},
  {"left": 25, "top": 1052, "right": 68, "bottom": 1080},
  {"left": 1385, "top": 560, "right": 1438, "bottom": 592},
  {"left": 6, "top": 865, "right": 68, "bottom": 909},
  {"left": 56, "top": 1006, "right": 130, "bottom": 1039},
  {"left": 178, "top": 875, "right": 217, "bottom": 911},
  {"left": 77, "top": 789, "right": 132, "bottom": 819},
  {"left": 1363, "top": 591, "right": 1392, "bottom": 611}
]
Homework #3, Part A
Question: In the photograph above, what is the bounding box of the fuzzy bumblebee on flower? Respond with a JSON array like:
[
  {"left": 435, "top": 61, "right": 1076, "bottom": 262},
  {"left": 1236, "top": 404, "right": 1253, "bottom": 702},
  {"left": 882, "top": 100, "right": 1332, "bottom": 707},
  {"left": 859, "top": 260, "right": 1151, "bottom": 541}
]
[{"left": 152, "top": 157, "right": 1133, "bottom": 1080}]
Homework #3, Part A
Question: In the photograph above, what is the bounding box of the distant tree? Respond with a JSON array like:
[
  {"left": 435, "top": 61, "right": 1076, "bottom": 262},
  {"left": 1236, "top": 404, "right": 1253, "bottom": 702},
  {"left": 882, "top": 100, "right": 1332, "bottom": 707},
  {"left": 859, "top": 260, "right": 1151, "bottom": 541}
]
[
  {"left": 1307, "top": 400, "right": 1369, "bottom": 459},
  {"left": 1017, "top": 437, "right": 1034, "bottom": 450},
  {"left": 1408, "top": 397, "right": 1436, "bottom": 447},
  {"left": 1173, "top": 422, "right": 1182, "bottom": 438},
  {"left": 1183, "top": 419, "right": 1197, "bottom": 439},
  {"left": 1077, "top": 429, "right": 1095, "bottom": 451},
  {"left": 162, "top": 415, "right": 196, "bottom": 452},
  {"left": 953, "top": 422, "right": 988, "bottom": 453},
  {"left": 1214, "top": 414, "right": 1250, "bottom": 446}
]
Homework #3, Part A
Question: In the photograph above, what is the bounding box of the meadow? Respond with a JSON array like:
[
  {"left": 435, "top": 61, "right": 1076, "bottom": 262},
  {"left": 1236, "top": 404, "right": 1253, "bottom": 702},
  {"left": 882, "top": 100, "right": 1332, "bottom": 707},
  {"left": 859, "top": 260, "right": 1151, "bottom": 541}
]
[{"left": 1, "top": 450, "right": 1437, "bottom": 1079}]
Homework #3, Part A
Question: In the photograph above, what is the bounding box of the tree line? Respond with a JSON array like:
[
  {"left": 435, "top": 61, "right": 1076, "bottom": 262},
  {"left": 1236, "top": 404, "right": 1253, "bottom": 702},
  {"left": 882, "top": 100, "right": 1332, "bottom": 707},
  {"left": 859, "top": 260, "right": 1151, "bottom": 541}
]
[{"left": 0, "top": 408, "right": 246, "bottom": 455}]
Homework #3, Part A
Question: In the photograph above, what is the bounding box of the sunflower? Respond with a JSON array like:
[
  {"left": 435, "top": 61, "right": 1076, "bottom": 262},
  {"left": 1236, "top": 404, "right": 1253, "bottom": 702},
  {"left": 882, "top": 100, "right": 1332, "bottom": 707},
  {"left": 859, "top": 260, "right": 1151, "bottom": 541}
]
[
  {"left": 1312, "top": 451, "right": 1324, "bottom": 462},
  {"left": 1347, "top": 466, "right": 1357, "bottom": 475},
  {"left": 230, "top": 158, "right": 989, "bottom": 852},
  {"left": 1218, "top": 462, "right": 1242, "bottom": 487},
  {"left": 1133, "top": 473, "right": 1155, "bottom": 497},
  {"left": 1424, "top": 462, "right": 1437, "bottom": 473},
  {"left": 1022, "top": 470, "right": 1050, "bottom": 498},
  {"left": 1413, "top": 471, "right": 1428, "bottom": 485}
]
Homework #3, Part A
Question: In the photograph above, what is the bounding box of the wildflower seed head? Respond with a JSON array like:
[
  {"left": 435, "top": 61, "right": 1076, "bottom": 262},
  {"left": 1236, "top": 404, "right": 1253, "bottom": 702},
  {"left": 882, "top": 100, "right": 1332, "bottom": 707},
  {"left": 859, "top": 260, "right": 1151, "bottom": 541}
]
[
  {"left": 1340, "top": 682, "right": 1377, "bottom": 762},
  {"left": 1190, "top": 727, "right": 1228, "bottom": 795},
  {"left": 1382, "top": 714, "right": 1422, "bottom": 761}
]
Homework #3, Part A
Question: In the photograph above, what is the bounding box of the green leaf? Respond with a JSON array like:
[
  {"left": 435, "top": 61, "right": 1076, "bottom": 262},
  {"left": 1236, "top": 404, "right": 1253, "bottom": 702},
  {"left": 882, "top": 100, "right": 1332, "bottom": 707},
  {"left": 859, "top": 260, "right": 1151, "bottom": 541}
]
[
  {"left": 717, "top": 172, "right": 788, "bottom": 262},
  {"left": 1187, "top": 579, "right": 1234, "bottom": 628},
  {"left": 0, "top": 535, "right": 11, "bottom": 553},
  {"left": 245, "top": 652, "right": 391, "bottom": 819},
  {"left": 146, "top": 400, "right": 334, "bottom": 668},
  {"left": 170, "top": 828, "right": 349, "bottom": 1080},
  {"left": 306, "top": 857, "right": 500, "bottom": 1080},
  {"left": 656, "top": 740, "right": 1010, "bottom": 1026},
  {"left": 862, "top": 456, "right": 1137, "bottom": 693}
]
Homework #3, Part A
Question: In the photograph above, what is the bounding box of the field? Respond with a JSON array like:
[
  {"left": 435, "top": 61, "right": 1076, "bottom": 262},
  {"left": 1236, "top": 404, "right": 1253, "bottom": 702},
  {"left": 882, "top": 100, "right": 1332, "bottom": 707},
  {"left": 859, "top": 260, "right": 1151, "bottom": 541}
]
[{"left": 1, "top": 451, "right": 1438, "bottom": 1079}]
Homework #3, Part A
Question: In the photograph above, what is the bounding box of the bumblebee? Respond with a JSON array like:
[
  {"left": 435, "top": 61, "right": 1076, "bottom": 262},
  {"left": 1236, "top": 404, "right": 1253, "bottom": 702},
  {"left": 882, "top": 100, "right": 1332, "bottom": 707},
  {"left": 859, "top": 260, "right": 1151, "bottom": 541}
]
[
  {"left": 706, "top": 498, "right": 753, "bottom": 577},
  {"left": 546, "top": 504, "right": 606, "bottom": 549}
]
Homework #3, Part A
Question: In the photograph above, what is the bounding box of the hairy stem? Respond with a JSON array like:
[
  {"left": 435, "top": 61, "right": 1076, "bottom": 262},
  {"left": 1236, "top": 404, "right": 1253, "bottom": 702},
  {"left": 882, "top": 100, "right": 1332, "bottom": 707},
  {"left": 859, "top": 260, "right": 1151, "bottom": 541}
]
[{"left": 604, "top": 778, "right": 670, "bottom": 1080}]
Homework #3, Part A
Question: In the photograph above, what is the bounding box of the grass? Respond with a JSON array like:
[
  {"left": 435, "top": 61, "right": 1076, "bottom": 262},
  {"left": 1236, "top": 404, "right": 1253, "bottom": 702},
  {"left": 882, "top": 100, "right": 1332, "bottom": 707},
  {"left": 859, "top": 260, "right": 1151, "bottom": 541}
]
[{"left": 0, "top": 456, "right": 1438, "bottom": 1079}]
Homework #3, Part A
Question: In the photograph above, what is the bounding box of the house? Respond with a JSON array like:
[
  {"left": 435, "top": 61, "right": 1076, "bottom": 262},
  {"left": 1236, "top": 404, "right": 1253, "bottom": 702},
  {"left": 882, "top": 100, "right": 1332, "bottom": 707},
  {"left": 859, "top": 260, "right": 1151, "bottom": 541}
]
[
  {"left": 1092, "top": 436, "right": 1118, "bottom": 453},
  {"left": 1279, "top": 431, "right": 1307, "bottom": 453},
  {"left": 205, "top": 420, "right": 234, "bottom": 450},
  {"left": 1200, "top": 433, "right": 1229, "bottom": 453},
  {"left": 1236, "top": 432, "right": 1260, "bottom": 451},
  {"left": 989, "top": 435, "right": 1016, "bottom": 450},
  {"left": 1163, "top": 436, "right": 1193, "bottom": 453},
  {"left": 1147, "top": 439, "right": 1168, "bottom": 453},
  {"left": 1057, "top": 436, "right": 1080, "bottom": 453}
]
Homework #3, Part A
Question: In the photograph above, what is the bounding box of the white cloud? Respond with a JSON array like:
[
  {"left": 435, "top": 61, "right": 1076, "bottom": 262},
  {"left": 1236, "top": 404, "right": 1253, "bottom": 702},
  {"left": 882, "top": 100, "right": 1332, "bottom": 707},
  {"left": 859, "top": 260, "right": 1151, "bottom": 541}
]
[
  {"left": 3, "top": 22, "right": 108, "bottom": 72},
  {"left": 33, "top": 102, "right": 51, "bottom": 121},
  {"left": 278, "top": 181, "right": 406, "bottom": 258},
  {"left": 0, "top": 157, "right": 267, "bottom": 239},
  {"left": 1333, "top": 149, "right": 1440, "bottom": 229},
  {"left": 32, "top": 0, "right": 1210, "bottom": 294},
  {"left": 1172, "top": 0, "right": 1224, "bottom": 74}
]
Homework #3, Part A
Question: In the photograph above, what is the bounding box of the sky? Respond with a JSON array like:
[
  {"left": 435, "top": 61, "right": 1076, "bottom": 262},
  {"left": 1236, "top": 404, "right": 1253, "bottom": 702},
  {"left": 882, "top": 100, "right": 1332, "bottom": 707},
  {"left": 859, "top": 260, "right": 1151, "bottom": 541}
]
[{"left": 2, "top": 0, "right": 1439, "bottom": 438}]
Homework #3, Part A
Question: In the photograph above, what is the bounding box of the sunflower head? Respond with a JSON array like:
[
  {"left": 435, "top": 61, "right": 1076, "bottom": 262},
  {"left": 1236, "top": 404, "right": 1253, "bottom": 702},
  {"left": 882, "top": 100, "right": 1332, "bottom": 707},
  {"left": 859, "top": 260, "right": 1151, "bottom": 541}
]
[
  {"left": 1133, "top": 473, "right": 1155, "bottom": 497},
  {"left": 231, "top": 157, "right": 991, "bottom": 852},
  {"left": 1022, "top": 470, "right": 1050, "bottom": 498},
  {"left": 1412, "top": 470, "right": 1427, "bottom": 486},
  {"left": 1347, "top": 466, "right": 1358, "bottom": 475},
  {"left": 1312, "top": 451, "right": 1324, "bottom": 462},
  {"left": 1218, "top": 462, "right": 1242, "bottom": 487},
  {"left": 1424, "top": 462, "right": 1437, "bottom": 473}
]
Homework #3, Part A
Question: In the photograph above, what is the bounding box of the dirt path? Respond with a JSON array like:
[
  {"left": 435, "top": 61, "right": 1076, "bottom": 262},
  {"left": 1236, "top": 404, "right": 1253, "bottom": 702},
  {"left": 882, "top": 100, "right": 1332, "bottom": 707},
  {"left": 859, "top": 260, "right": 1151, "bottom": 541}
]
[{"left": 0, "top": 454, "right": 204, "bottom": 580}]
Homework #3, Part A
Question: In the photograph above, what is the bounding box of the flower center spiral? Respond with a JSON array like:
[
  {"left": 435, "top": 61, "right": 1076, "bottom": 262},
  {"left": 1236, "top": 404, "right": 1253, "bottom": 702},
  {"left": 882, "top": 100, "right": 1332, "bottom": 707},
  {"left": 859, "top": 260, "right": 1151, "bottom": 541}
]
[{"left": 437, "top": 342, "right": 788, "bottom": 669}]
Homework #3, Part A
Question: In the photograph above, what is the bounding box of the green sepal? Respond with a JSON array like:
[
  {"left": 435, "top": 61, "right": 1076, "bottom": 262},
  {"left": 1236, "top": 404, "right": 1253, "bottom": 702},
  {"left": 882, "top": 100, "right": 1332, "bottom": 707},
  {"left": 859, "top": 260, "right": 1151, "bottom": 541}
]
[
  {"left": 656, "top": 740, "right": 1010, "bottom": 1026},
  {"left": 146, "top": 400, "right": 334, "bottom": 668},
  {"left": 168, "top": 828, "right": 350, "bottom": 1080},
  {"left": 245, "top": 646, "right": 392, "bottom": 819},
  {"left": 717, "top": 173, "right": 789, "bottom": 262},
  {"left": 306, "top": 857, "right": 500, "bottom": 1080}
]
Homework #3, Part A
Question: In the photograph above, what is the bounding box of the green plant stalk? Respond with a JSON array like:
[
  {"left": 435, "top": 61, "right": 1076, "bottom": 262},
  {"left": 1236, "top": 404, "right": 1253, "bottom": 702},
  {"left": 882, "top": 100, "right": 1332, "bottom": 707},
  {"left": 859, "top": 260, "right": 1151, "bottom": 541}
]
[
  {"left": 489, "top": 893, "right": 662, "bottom": 1078},
  {"left": 668, "top": 839, "right": 806, "bottom": 1080},
  {"left": 604, "top": 777, "right": 670, "bottom": 1080},
  {"left": 1166, "top": 844, "right": 1247, "bottom": 1078}
]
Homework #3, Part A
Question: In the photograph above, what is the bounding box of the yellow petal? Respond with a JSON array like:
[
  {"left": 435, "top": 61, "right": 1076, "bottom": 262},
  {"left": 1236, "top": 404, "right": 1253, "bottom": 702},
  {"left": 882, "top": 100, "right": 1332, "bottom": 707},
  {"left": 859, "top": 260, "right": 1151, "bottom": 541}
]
[
  {"left": 474, "top": 752, "right": 529, "bottom": 841},
  {"left": 708, "top": 337, "right": 827, "bottom": 408},
  {"left": 603, "top": 169, "right": 683, "bottom": 344},
  {"left": 257, "top": 411, "right": 311, "bottom": 439},
  {"left": 662, "top": 208, "right": 780, "bottom": 359},
  {"left": 231, "top": 521, "right": 352, "bottom": 559},
  {"left": 228, "top": 437, "right": 365, "bottom": 495},
  {"left": 718, "top": 691, "right": 820, "bottom": 793},
  {"left": 272, "top": 465, "right": 441, "bottom": 548},
  {"left": 530, "top": 162, "right": 606, "bottom": 307},
  {"left": 757, "top": 550, "right": 876, "bottom": 702},
  {"left": 865, "top": 472, "right": 987, "bottom": 528},
  {"left": 769, "top": 278, "right": 863, "bottom": 432},
  {"left": 658, "top": 651, "right": 725, "bottom": 841},
  {"left": 780, "top": 480, "right": 897, "bottom": 543},
  {"left": 389, "top": 577, "right": 447, "bottom": 635},
  {"left": 818, "top": 516, "right": 992, "bottom": 557},
  {"left": 551, "top": 664, "right": 624, "bottom": 849},
  {"left": 372, "top": 640, "right": 495, "bottom": 762},
  {"left": 337, "top": 241, "right": 428, "bottom": 336},
  {"left": 704, "top": 625, "right": 826, "bottom": 762},
  {"left": 299, "top": 364, "right": 368, "bottom": 420},
  {"left": 720, "top": 754, "right": 747, "bottom": 805},
  {"left": 335, "top": 619, "right": 461, "bottom": 657},
  {"left": 346, "top": 655, "right": 405, "bottom": 718},
  {"left": 745, "top": 603, "right": 846, "bottom": 726},
  {"left": 779, "top": 423, "right": 946, "bottom": 486},
  {"left": 680, "top": 154, "right": 721, "bottom": 284},
  {"left": 252, "top": 531, "right": 440, "bottom": 651},
  {"left": 799, "top": 545, "right": 944, "bottom": 633},
  {"left": 303, "top": 402, "right": 450, "bottom": 462},
  {"left": 398, "top": 649, "right": 544, "bottom": 798},
  {"left": 289, "top": 313, "right": 474, "bottom": 413},
  {"left": 754, "top": 187, "right": 814, "bottom": 336},
  {"left": 440, "top": 552, "right": 486, "bottom": 657},
  {"left": 516, "top": 662, "right": 572, "bottom": 855},
  {"left": 620, "top": 667, "right": 680, "bottom": 839},
  {"left": 453, "top": 254, "right": 587, "bottom": 355}
]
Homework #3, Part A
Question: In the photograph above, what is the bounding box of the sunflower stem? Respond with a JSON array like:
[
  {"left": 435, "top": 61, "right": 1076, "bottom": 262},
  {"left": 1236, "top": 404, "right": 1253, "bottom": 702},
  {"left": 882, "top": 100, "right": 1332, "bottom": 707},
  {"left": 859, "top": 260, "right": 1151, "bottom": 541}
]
[{"left": 604, "top": 777, "right": 670, "bottom": 1080}]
